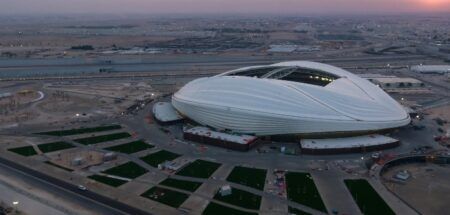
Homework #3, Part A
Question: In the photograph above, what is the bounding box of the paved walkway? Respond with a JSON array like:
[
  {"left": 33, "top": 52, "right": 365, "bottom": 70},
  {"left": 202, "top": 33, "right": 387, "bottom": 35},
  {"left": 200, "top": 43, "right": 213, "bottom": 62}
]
[
  {"left": 312, "top": 170, "right": 362, "bottom": 215},
  {"left": 368, "top": 178, "right": 419, "bottom": 215}
]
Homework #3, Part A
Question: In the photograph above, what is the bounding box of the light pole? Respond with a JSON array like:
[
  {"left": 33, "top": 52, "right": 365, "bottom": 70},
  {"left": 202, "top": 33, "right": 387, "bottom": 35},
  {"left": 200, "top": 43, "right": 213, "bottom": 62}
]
[{"left": 12, "top": 201, "right": 19, "bottom": 211}]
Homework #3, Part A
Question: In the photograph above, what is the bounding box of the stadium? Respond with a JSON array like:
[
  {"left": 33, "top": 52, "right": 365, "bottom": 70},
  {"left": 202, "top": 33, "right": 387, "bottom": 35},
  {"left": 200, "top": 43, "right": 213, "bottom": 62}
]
[{"left": 172, "top": 61, "right": 411, "bottom": 139}]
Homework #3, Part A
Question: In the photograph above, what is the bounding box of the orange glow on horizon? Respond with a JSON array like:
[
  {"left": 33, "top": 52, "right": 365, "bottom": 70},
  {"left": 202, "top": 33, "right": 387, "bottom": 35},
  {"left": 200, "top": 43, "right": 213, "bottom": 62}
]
[{"left": 417, "top": 0, "right": 450, "bottom": 9}]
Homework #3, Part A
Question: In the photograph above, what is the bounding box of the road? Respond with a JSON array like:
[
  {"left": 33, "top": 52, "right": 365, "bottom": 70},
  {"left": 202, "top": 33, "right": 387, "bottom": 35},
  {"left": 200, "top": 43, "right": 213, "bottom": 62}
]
[
  {"left": 0, "top": 175, "right": 67, "bottom": 215},
  {"left": 0, "top": 156, "right": 152, "bottom": 215},
  {"left": 0, "top": 54, "right": 429, "bottom": 79}
]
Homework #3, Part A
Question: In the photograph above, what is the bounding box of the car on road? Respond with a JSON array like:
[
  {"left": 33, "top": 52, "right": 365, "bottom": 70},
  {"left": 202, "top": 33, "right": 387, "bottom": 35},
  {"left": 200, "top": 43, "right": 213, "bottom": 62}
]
[{"left": 78, "top": 185, "right": 87, "bottom": 191}]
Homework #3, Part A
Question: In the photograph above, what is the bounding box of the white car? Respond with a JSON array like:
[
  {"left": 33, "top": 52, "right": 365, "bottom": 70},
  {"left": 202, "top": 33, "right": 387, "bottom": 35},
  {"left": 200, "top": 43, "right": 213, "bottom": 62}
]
[{"left": 77, "top": 185, "right": 87, "bottom": 191}]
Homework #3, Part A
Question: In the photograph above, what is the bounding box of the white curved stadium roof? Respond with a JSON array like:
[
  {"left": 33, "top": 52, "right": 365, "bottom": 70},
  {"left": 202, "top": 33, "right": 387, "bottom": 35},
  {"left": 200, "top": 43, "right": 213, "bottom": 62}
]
[{"left": 172, "top": 61, "right": 410, "bottom": 136}]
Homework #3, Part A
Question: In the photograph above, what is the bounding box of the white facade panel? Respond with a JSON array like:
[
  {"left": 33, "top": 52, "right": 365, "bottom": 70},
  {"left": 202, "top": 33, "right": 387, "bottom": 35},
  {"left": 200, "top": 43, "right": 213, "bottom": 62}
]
[{"left": 172, "top": 61, "right": 410, "bottom": 136}]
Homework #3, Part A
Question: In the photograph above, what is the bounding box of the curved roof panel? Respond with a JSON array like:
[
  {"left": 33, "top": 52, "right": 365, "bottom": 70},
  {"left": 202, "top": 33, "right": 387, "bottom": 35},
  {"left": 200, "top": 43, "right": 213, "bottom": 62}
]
[{"left": 172, "top": 61, "right": 410, "bottom": 135}]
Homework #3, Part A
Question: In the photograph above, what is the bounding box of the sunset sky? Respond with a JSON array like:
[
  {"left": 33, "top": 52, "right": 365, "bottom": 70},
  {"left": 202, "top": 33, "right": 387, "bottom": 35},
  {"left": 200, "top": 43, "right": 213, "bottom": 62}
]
[{"left": 1, "top": 0, "right": 449, "bottom": 15}]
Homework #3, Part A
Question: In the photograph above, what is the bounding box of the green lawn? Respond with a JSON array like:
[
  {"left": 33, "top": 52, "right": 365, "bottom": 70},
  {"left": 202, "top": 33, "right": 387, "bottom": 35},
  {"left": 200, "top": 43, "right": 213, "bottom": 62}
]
[
  {"left": 288, "top": 207, "right": 312, "bottom": 215},
  {"left": 36, "top": 125, "right": 122, "bottom": 136},
  {"left": 202, "top": 202, "right": 258, "bottom": 215},
  {"left": 176, "top": 159, "right": 221, "bottom": 179},
  {"left": 159, "top": 178, "right": 202, "bottom": 192},
  {"left": 102, "top": 161, "right": 148, "bottom": 179},
  {"left": 285, "top": 172, "right": 327, "bottom": 212},
  {"left": 38, "top": 141, "right": 75, "bottom": 153},
  {"left": 104, "top": 140, "right": 153, "bottom": 154},
  {"left": 88, "top": 174, "right": 128, "bottom": 187},
  {"left": 141, "top": 186, "right": 189, "bottom": 208},
  {"left": 140, "top": 150, "right": 181, "bottom": 167},
  {"left": 226, "top": 166, "right": 267, "bottom": 190},
  {"left": 344, "top": 179, "right": 395, "bottom": 215},
  {"left": 45, "top": 161, "right": 73, "bottom": 172},
  {"left": 213, "top": 187, "right": 261, "bottom": 210},
  {"left": 8, "top": 146, "right": 37, "bottom": 156},
  {"left": 74, "top": 132, "right": 131, "bottom": 145}
]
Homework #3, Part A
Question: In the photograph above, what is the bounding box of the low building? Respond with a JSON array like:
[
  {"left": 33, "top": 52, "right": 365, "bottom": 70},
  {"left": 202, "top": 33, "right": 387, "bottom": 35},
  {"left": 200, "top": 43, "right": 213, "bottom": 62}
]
[
  {"left": 268, "top": 44, "right": 320, "bottom": 53},
  {"left": 411, "top": 65, "right": 450, "bottom": 74},
  {"left": 368, "top": 77, "right": 424, "bottom": 89},
  {"left": 394, "top": 170, "right": 411, "bottom": 181},
  {"left": 300, "top": 134, "right": 400, "bottom": 155},
  {"left": 152, "top": 102, "right": 184, "bottom": 125},
  {"left": 157, "top": 160, "right": 187, "bottom": 172},
  {"left": 103, "top": 152, "right": 117, "bottom": 161},
  {"left": 0, "top": 92, "right": 12, "bottom": 99},
  {"left": 183, "top": 126, "right": 259, "bottom": 151},
  {"left": 219, "top": 185, "right": 232, "bottom": 196},
  {"left": 71, "top": 157, "right": 84, "bottom": 166}
]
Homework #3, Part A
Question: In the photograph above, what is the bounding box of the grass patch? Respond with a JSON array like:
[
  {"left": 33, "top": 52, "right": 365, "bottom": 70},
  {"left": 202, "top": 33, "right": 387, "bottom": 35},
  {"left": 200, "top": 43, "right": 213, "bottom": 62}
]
[
  {"left": 36, "top": 125, "right": 122, "bottom": 136},
  {"left": 285, "top": 172, "right": 327, "bottom": 213},
  {"left": 104, "top": 140, "right": 153, "bottom": 154},
  {"left": 344, "top": 179, "right": 395, "bottom": 215},
  {"left": 202, "top": 202, "right": 258, "bottom": 215},
  {"left": 88, "top": 174, "right": 128, "bottom": 187},
  {"left": 176, "top": 159, "right": 221, "bottom": 179},
  {"left": 74, "top": 132, "right": 131, "bottom": 145},
  {"left": 213, "top": 187, "right": 261, "bottom": 210},
  {"left": 8, "top": 146, "right": 37, "bottom": 156},
  {"left": 38, "top": 141, "right": 75, "bottom": 153},
  {"left": 226, "top": 166, "right": 267, "bottom": 190},
  {"left": 159, "top": 178, "right": 202, "bottom": 192},
  {"left": 140, "top": 150, "right": 181, "bottom": 167},
  {"left": 141, "top": 186, "right": 189, "bottom": 208},
  {"left": 102, "top": 162, "right": 148, "bottom": 179},
  {"left": 288, "top": 207, "right": 312, "bottom": 215},
  {"left": 44, "top": 161, "right": 73, "bottom": 172}
]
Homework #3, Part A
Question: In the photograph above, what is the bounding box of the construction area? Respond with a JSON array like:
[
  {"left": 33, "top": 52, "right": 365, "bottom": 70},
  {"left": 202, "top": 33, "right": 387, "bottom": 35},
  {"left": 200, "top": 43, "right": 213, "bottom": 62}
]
[{"left": 0, "top": 81, "right": 157, "bottom": 129}]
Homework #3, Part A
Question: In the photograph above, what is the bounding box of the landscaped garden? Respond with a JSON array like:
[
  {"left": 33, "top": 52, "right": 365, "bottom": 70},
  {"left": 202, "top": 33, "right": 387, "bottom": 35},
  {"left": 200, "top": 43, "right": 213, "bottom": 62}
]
[
  {"left": 8, "top": 146, "right": 37, "bottom": 156},
  {"left": 288, "top": 206, "right": 312, "bottom": 215},
  {"left": 141, "top": 186, "right": 189, "bottom": 208},
  {"left": 36, "top": 124, "right": 122, "bottom": 136},
  {"left": 88, "top": 174, "right": 128, "bottom": 187},
  {"left": 74, "top": 132, "right": 131, "bottom": 145},
  {"left": 202, "top": 202, "right": 258, "bottom": 215},
  {"left": 344, "top": 179, "right": 395, "bottom": 215},
  {"left": 159, "top": 178, "right": 202, "bottom": 192},
  {"left": 226, "top": 166, "right": 267, "bottom": 190},
  {"left": 213, "top": 187, "right": 261, "bottom": 210},
  {"left": 176, "top": 159, "right": 221, "bottom": 179},
  {"left": 45, "top": 161, "right": 73, "bottom": 172},
  {"left": 104, "top": 140, "right": 153, "bottom": 154},
  {"left": 102, "top": 161, "right": 148, "bottom": 179},
  {"left": 38, "top": 141, "right": 75, "bottom": 153},
  {"left": 140, "top": 150, "right": 181, "bottom": 167},
  {"left": 285, "top": 172, "right": 327, "bottom": 213}
]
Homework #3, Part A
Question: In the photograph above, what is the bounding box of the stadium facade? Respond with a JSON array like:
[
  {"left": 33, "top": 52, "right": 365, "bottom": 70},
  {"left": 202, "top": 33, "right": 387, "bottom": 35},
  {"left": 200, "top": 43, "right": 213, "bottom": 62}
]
[{"left": 172, "top": 61, "right": 410, "bottom": 137}]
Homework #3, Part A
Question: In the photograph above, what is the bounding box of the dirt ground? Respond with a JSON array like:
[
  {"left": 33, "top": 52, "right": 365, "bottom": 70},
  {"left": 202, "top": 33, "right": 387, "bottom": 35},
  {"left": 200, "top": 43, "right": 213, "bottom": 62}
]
[
  {"left": 48, "top": 148, "right": 113, "bottom": 171},
  {"left": 383, "top": 163, "right": 450, "bottom": 215},
  {"left": 0, "top": 81, "right": 157, "bottom": 128},
  {"left": 425, "top": 104, "right": 450, "bottom": 133}
]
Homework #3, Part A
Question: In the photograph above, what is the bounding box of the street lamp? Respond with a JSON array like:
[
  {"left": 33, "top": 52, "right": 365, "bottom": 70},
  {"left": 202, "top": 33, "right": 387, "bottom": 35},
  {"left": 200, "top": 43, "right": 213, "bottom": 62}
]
[{"left": 12, "top": 201, "right": 19, "bottom": 211}]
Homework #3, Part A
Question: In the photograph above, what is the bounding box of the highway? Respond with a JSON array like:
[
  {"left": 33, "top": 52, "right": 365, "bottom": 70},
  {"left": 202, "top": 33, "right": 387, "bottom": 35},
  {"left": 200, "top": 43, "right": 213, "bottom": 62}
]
[
  {"left": 0, "top": 156, "right": 152, "bottom": 215},
  {"left": 0, "top": 54, "right": 429, "bottom": 79}
]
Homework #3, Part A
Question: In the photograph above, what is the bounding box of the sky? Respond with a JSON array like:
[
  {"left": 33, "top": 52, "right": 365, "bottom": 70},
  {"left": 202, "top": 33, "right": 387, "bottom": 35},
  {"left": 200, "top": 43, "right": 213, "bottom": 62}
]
[{"left": 1, "top": 0, "right": 449, "bottom": 15}]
